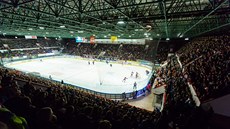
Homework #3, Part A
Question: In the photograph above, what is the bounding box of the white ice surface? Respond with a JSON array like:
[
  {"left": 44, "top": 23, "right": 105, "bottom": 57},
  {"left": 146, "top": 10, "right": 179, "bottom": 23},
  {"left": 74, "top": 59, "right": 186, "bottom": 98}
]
[{"left": 5, "top": 57, "right": 152, "bottom": 94}]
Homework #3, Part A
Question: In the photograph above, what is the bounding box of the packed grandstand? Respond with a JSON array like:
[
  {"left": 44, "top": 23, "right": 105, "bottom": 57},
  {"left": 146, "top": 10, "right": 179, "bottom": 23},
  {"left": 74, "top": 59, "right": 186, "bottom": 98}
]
[{"left": 0, "top": 34, "right": 229, "bottom": 129}]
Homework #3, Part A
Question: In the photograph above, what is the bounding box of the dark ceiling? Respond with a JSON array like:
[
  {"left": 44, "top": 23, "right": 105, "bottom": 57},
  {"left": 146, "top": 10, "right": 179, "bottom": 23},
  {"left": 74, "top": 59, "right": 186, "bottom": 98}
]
[{"left": 0, "top": 0, "right": 229, "bottom": 39}]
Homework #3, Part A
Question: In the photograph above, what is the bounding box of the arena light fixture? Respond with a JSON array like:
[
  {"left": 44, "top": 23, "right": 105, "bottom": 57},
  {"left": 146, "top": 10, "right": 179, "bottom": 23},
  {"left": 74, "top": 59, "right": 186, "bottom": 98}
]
[
  {"left": 177, "top": 33, "right": 181, "bottom": 37},
  {"left": 78, "top": 30, "right": 84, "bottom": 33},
  {"left": 118, "top": 35, "right": 120, "bottom": 37},
  {"left": 117, "top": 21, "right": 125, "bottom": 24},
  {"left": 157, "top": 34, "right": 160, "bottom": 36},
  {"left": 144, "top": 33, "right": 150, "bottom": 36},
  {"left": 178, "top": 33, "right": 183, "bottom": 38},
  {"left": 28, "top": 28, "right": 33, "bottom": 30},
  {"left": 146, "top": 25, "right": 152, "bottom": 28},
  {"left": 104, "top": 35, "right": 107, "bottom": 38},
  {"left": 185, "top": 38, "right": 189, "bottom": 40},
  {"left": 15, "top": 36, "right": 17, "bottom": 38},
  {"left": 39, "top": 27, "right": 44, "bottom": 29},
  {"left": 166, "top": 38, "right": 170, "bottom": 41},
  {"left": 69, "top": 31, "right": 74, "bottom": 33},
  {"left": 129, "top": 35, "right": 131, "bottom": 37},
  {"left": 60, "top": 25, "right": 65, "bottom": 28}
]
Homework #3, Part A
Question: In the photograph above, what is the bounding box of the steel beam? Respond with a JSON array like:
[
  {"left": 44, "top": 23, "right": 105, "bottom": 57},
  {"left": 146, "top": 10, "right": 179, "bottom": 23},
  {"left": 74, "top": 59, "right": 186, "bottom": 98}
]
[
  {"left": 0, "top": 0, "right": 36, "bottom": 10},
  {"left": 0, "top": 11, "right": 106, "bottom": 34},
  {"left": 160, "top": 0, "right": 169, "bottom": 38},
  {"left": 47, "top": 0, "right": 122, "bottom": 33},
  {"left": 48, "top": 0, "right": 125, "bottom": 32},
  {"left": 103, "top": 0, "right": 145, "bottom": 30},
  {"left": 26, "top": 7, "right": 108, "bottom": 32},
  {"left": 0, "top": 0, "right": 229, "bottom": 38},
  {"left": 85, "top": 1, "right": 163, "bottom": 13},
  {"left": 0, "top": 0, "right": 116, "bottom": 33},
  {"left": 192, "top": 22, "right": 230, "bottom": 37},
  {"left": 79, "top": 0, "right": 82, "bottom": 23},
  {"left": 181, "top": 0, "right": 229, "bottom": 36}
]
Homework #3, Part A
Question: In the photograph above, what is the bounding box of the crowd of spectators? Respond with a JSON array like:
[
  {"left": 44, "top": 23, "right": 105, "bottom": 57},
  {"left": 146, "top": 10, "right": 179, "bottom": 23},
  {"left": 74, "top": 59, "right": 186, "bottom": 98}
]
[
  {"left": 63, "top": 40, "right": 174, "bottom": 64},
  {"left": 152, "top": 35, "right": 229, "bottom": 128},
  {"left": 0, "top": 38, "right": 170, "bottom": 63},
  {"left": 0, "top": 49, "right": 60, "bottom": 58},
  {"left": 0, "top": 38, "right": 62, "bottom": 59},
  {"left": 0, "top": 68, "right": 160, "bottom": 129},
  {"left": 64, "top": 43, "right": 152, "bottom": 61},
  {"left": 177, "top": 35, "right": 230, "bottom": 101},
  {"left": 0, "top": 34, "right": 228, "bottom": 129},
  {"left": 0, "top": 38, "right": 61, "bottom": 49},
  {"left": 154, "top": 55, "right": 201, "bottom": 129},
  {"left": 155, "top": 42, "right": 169, "bottom": 64}
]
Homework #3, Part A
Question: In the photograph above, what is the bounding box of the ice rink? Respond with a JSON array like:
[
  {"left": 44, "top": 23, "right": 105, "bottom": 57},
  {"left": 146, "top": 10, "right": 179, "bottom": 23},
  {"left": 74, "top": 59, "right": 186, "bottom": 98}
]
[{"left": 5, "top": 56, "right": 152, "bottom": 94}]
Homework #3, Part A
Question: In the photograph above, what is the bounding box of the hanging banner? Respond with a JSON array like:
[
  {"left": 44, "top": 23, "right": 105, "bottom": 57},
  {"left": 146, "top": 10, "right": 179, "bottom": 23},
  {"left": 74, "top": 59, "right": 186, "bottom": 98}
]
[
  {"left": 83, "top": 38, "right": 146, "bottom": 44},
  {"left": 75, "top": 37, "right": 83, "bottom": 43},
  {"left": 90, "top": 36, "right": 95, "bottom": 44},
  {"left": 76, "top": 37, "right": 87, "bottom": 43},
  {"left": 25, "top": 35, "right": 37, "bottom": 39},
  {"left": 110, "top": 36, "right": 117, "bottom": 43}
]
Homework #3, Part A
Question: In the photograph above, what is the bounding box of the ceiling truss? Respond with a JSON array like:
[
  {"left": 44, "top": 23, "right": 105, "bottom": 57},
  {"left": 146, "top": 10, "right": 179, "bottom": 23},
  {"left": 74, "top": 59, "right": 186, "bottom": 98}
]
[{"left": 0, "top": 0, "right": 229, "bottom": 39}]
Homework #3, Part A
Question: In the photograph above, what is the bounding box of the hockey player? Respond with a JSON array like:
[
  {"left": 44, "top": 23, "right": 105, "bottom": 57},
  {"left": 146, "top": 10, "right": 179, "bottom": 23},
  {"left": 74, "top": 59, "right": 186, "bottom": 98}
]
[
  {"left": 130, "top": 71, "right": 134, "bottom": 77},
  {"left": 49, "top": 75, "right": 52, "bottom": 80},
  {"left": 135, "top": 72, "right": 139, "bottom": 78},
  {"left": 146, "top": 70, "right": 150, "bottom": 75},
  {"left": 122, "top": 77, "right": 128, "bottom": 82},
  {"left": 133, "top": 82, "right": 137, "bottom": 90}
]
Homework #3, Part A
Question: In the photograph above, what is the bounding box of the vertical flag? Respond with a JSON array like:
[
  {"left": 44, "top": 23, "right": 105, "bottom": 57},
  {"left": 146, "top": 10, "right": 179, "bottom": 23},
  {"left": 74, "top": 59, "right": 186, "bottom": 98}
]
[
  {"left": 90, "top": 36, "right": 95, "bottom": 44},
  {"left": 111, "top": 36, "right": 117, "bottom": 43}
]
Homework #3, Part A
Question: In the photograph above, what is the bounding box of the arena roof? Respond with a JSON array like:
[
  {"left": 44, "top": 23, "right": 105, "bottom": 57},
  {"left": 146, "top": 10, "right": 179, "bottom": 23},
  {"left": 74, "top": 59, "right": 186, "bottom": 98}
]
[{"left": 0, "top": 0, "right": 229, "bottom": 39}]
